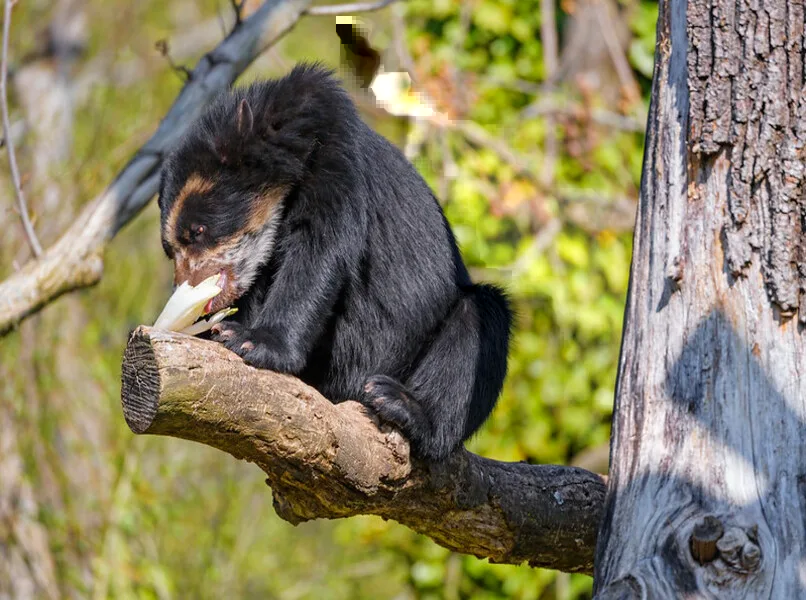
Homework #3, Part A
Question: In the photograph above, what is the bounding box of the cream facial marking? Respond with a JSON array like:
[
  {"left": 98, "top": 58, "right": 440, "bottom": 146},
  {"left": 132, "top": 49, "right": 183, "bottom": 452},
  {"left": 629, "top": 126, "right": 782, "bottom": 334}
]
[
  {"left": 167, "top": 184, "right": 289, "bottom": 309},
  {"left": 164, "top": 174, "right": 215, "bottom": 246}
]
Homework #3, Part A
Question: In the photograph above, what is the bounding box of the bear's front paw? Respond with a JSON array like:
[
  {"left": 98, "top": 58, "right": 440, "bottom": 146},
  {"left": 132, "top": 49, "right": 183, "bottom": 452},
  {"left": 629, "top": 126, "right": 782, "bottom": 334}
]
[{"left": 210, "top": 321, "right": 274, "bottom": 369}]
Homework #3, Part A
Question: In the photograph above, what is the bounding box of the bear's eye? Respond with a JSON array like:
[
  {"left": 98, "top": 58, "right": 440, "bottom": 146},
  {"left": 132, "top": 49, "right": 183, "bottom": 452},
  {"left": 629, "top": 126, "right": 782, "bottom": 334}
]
[
  {"left": 162, "top": 239, "right": 174, "bottom": 259},
  {"left": 190, "top": 224, "right": 206, "bottom": 241}
]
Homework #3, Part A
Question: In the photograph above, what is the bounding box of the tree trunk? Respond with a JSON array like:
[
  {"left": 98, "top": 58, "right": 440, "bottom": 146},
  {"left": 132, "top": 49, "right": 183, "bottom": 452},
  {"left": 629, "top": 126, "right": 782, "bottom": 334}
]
[{"left": 594, "top": 0, "right": 805, "bottom": 595}]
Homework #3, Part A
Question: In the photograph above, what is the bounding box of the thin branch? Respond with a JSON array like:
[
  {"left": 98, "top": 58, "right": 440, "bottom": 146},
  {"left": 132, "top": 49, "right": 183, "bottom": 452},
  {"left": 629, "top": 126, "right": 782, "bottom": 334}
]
[
  {"left": 586, "top": 108, "right": 646, "bottom": 132},
  {"left": 306, "top": 0, "right": 400, "bottom": 16},
  {"left": 481, "top": 75, "right": 544, "bottom": 95},
  {"left": 507, "top": 218, "right": 563, "bottom": 279},
  {"left": 0, "top": 0, "right": 314, "bottom": 336},
  {"left": 539, "top": 0, "right": 559, "bottom": 190},
  {"left": 540, "top": 0, "right": 559, "bottom": 78},
  {"left": 455, "top": 0, "right": 472, "bottom": 69},
  {"left": 154, "top": 39, "right": 193, "bottom": 82},
  {"left": 1, "top": 0, "right": 42, "bottom": 258},
  {"left": 448, "top": 118, "right": 541, "bottom": 184},
  {"left": 230, "top": 0, "right": 244, "bottom": 25},
  {"left": 521, "top": 97, "right": 646, "bottom": 133},
  {"left": 121, "top": 327, "right": 607, "bottom": 574},
  {"left": 595, "top": 2, "right": 640, "bottom": 106}
]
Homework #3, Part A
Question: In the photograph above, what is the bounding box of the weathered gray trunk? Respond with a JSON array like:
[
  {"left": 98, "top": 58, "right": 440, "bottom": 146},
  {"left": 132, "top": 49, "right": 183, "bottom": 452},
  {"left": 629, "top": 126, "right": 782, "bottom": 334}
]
[{"left": 593, "top": 0, "right": 806, "bottom": 595}]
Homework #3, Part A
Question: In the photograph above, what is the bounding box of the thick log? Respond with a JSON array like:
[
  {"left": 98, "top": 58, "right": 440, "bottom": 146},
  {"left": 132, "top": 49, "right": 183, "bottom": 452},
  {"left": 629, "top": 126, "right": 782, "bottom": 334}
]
[
  {"left": 593, "top": 0, "right": 806, "bottom": 595},
  {"left": 121, "top": 326, "right": 606, "bottom": 574}
]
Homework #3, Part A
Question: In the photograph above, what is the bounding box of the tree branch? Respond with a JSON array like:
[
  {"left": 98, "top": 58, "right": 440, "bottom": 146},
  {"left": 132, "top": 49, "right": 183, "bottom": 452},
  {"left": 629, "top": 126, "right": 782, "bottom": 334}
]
[
  {"left": 306, "top": 0, "right": 400, "bottom": 16},
  {"left": 1, "top": 0, "right": 43, "bottom": 258},
  {"left": 121, "top": 326, "right": 607, "bottom": 575},
  {"left": 0, "top": 0, "right": 313, "bottom": 336}
]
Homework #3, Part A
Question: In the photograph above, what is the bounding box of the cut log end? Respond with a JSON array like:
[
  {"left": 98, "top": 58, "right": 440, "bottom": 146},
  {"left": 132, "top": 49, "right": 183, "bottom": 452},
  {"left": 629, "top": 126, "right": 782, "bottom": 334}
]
[{"left": 121, "top": 326, "right": 161, "bottom": 434}]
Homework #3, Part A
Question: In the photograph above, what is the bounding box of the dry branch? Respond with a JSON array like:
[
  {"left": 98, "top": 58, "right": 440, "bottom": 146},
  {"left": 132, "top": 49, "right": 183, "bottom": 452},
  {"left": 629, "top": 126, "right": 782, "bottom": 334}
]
[
  {"left": 121, "top": 326, "right": 606, "bottom": 574},
  {"left": 306, "top": 0, "right": 400, "bottom": 16},
  {"left": 2, "top": 0, "right": 43, "bottom": 258},
  {"left": 0, "top": 0, "right": 315, "bottom": 336}
]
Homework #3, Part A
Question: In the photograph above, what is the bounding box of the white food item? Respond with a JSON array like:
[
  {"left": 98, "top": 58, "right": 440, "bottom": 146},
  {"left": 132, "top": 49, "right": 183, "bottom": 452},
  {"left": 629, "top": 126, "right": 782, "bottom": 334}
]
[
  {"left": 153, "top": 273, "right": 226, "bottom": 332},
  {"left": 179, "top": 307, "right": 238, "bottom": 336}
]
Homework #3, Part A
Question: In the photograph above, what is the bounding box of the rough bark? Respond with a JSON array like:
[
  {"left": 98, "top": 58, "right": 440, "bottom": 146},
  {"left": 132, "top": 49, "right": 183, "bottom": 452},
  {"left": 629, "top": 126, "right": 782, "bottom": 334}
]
[
  {"left": 121, "top": 326, "right": 607, "bottom": 575},
  {"left": 0, "top": 0, "right": 312, "bottom": 336},
  {"left": 594, "top": 0, "right": 806, "bottom": 595}
]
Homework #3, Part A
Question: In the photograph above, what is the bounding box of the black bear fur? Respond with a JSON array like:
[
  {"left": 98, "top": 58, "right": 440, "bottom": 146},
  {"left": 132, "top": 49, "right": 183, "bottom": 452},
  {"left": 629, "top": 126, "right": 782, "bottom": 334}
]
[{"left": 158, "top": 64, "right": 512, "bottom": 461}]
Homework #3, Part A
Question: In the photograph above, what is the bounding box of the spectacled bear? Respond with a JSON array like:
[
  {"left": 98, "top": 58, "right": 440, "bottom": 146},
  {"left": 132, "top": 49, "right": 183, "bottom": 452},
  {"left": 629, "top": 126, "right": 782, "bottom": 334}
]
[{"left": 158, "top": 64, "right": 512, "bottom": 461}]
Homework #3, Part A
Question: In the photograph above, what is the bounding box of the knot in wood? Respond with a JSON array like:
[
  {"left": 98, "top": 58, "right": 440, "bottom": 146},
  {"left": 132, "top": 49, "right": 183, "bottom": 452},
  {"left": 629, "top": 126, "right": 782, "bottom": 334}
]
[
  {"left": 690, "top": 515, "right": 724, "bottom": 564},
  {"left": 740, "top": 542, "right": 761, "bottom": 571},
  {"left": 666, "top": 256, "right": 685, "bottom": 283},
  {"left": 717, "top": 527, "right": 761, "bottom": 573}
]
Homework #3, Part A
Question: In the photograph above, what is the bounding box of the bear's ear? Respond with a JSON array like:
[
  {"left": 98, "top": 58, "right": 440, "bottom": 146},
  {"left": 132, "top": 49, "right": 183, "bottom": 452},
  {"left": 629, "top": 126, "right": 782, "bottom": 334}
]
[
  {"left": 212, "top": 99, "right": 255, "bottom": 165},
  {"left": 236, "top": 98, "right": 254, "bottom": 137}
]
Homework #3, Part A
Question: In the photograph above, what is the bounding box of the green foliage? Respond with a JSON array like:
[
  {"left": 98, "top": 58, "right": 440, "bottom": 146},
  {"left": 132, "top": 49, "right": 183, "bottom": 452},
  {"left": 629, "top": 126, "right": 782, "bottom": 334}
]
[
  {"left": 0, "top": 0, "right": 658, "bottom": 598},
  {"left": 628, "top": 1, "right": 661, "bottom": 90}
]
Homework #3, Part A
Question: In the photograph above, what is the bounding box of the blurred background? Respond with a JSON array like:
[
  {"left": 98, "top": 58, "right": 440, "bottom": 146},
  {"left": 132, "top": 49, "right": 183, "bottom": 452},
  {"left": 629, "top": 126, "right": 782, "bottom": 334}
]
[{"left": 0, "top": 0, "right": 657, "bottom": 598}]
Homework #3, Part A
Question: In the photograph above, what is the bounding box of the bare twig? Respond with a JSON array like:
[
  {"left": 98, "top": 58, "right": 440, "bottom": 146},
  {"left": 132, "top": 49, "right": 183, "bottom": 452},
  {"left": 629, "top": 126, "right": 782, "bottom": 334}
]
[
  {"left": 154, "top": 39, "right": 192, "bottom": 82},
  {"left": 480, "top": 75, "right": 544, "bottom": 95},
  {"left": 448, "top": 118, "right": 541, "bottom": 184},
  {"left": 1, "top": 0, "right": 42, "bottom": 258},
  {"left": 508, "top": 218, "right": 563, "bottom": 278},
  {"left": 539, "top": 0, "right": 559, "bottom": 190},
  {"left": 230, "top": 0, "right": 245, "bottom": 25},
  {"left": 585, "top": 108, "right": 646, "bottom": 132},
  {"left": 522, "top": 97, "right": 645, "bottom": 133},
  {"left": 540, "top": 0, "right": 559, "bottom": 78},
  {"left": 306, "top": 0, "right": 400, "bottom": 16},
  {"left": 557, "top": 188, "right": 637, "bottom": 233},
  {"left": 452, "top": 0, "right": 473, "bottom": 88},
  {"left": 595, "top": 2, "right": 640, "bottom": 106}
]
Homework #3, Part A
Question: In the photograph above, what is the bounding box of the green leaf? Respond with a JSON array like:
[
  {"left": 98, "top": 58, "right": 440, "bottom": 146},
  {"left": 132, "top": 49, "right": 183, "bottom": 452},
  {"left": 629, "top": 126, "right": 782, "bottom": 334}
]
[{"left": 474, "top": 1, "right": 513, "bottom": 34}]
